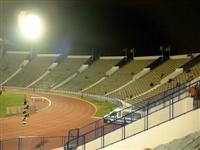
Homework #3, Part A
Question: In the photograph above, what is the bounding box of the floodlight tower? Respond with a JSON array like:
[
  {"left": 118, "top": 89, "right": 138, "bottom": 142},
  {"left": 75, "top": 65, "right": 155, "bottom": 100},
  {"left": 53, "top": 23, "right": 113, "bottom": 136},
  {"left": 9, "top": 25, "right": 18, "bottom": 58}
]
[
  {"left": 18, "top": 11, "right": 43, "bottom": 57},
  {"left": 18, "top": 11, "right": 43, "bottom": 127}
]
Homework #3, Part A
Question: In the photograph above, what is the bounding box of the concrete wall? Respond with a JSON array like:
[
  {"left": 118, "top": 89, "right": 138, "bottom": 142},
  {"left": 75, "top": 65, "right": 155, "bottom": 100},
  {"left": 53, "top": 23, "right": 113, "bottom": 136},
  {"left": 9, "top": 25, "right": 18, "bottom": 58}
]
[{"left": 102, "top": 104, "right": 199, "bottom": 150}]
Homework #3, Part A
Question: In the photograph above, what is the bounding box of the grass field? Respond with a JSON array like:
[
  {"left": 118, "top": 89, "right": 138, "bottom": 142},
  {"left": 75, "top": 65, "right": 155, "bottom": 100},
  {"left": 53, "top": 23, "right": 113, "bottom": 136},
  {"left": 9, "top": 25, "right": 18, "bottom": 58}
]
[
  {"left": 0, "top": 92, "right": 26, "bottom": 118},
  {"left": 54, "top": 93, "right": 117, "bottom": 118},
  {"left": 80, "top": 96, "right": 117, "bottom": 117}
]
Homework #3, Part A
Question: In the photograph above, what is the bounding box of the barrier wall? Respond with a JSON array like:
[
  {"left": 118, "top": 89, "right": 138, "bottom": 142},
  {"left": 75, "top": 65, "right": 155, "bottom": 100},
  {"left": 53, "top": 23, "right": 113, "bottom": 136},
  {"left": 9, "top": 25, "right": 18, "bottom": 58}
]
[
  {"left": 102, "top": 106, "right": 200, "bottom": 150},
  {"left": 0, "top": 136, "right": 68, "bottom": 150}
]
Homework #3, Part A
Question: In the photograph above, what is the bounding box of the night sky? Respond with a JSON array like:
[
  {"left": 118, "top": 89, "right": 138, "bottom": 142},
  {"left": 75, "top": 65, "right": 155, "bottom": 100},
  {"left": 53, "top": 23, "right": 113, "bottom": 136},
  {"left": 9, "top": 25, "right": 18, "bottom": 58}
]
[{"left": 0, "top": 0, "right": 200, "bottom": 56}]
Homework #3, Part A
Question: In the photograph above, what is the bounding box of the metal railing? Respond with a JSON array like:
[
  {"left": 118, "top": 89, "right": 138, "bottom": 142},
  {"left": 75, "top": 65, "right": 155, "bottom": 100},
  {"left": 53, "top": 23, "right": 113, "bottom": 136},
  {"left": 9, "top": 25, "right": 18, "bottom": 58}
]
[
  {"left": 65, "top": 80, "right": 200, "bottom": 150},
  {"left": 0, "top": 136, "right": 68, "bottom": 150},
  {"left": 76, "top": 80, "right": 192, "bottom": 137}
]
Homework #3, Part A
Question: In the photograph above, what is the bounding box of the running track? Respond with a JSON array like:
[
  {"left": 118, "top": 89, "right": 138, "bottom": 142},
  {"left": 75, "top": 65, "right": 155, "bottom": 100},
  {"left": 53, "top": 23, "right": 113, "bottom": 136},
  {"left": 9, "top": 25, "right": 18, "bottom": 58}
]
[{"left": 0, "top": 88, "right": 97, "bottom": 139}]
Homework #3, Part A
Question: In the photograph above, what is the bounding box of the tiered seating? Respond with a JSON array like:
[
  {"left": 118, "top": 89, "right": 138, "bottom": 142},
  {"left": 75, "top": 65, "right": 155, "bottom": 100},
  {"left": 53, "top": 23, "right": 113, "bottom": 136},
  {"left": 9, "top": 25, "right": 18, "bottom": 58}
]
[
  {"left": 129, "top": 61, "right": 200, "bottom": 104},
  {"left": 85, "top": 59, "right": 155, "bottom": 95},
  {"left": 0, "top": 52, "right": 28, "bottom": 84},
  {"left": 154, "top": 131, "right": 200, "bottom": 150},
  {"left": 32, "top": 57, "right": 88, "bottom": 89},
  {"left": 109, "top": 58, "right": 190, "bottom": 101},
  {"left": 58, "top": 58, "right": 121, "bottom": 92},
  {"left": 6, "top": 55, "right": 56, "bottom": 87}
]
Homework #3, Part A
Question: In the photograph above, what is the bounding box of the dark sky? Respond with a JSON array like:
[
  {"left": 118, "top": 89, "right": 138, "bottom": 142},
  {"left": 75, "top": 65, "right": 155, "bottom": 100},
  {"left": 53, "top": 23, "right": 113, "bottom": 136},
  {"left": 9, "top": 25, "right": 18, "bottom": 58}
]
[{"left": 0, "top": 0, "right": 200, "bottom": 56}]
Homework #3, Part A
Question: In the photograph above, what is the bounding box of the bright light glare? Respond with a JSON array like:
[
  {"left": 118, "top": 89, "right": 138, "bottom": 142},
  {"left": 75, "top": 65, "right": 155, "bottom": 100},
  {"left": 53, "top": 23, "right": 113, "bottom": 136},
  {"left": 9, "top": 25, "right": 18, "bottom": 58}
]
[{"left": 18, "top": 12, "right": 42, "bottom": 40}]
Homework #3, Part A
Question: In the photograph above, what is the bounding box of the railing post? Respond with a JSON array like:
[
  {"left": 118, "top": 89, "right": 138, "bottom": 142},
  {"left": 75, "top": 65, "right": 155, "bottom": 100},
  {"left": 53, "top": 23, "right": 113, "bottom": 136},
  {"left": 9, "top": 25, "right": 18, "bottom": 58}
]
[
  {"left": 172, "top": 93, "right": 174, "bottom": 119},
  {"left": 102, "top": 126, "right": 105, "bottom": 148},
  {"left": 169, "top": 98, "right": 171, "bottom": 120},
  {"left": 131, "top": 112, "right": 133, "bottom": 122},
  {"left": 95, "top": 121, "right": 97, "bottom": 138},
  {"left": 61, "top": 136, "right": 64, "bottom": 147},
  {"left": 123, "top": 117, "right": 126, "bottom": 139},
  {"left": 169, "top": 93, "right": 173, "bottom": 120},
  {"left": 0, "top": 140, "right": 2, "bottom": 150},
  {"left": 144, "top": 105, "right": 149, "bottom": 130},
  {"left": 83, "top": 135, "right": 86, "bottom": 150},
  {"left": 146, "top": 104, "right": 149, "bottom": 130},
  {"left": 66, "top": 140, "right": 69, "bottom": 150},
  {"left": 18, "top": 137, "right": 22, "bottom": 150},
  {"left": 41, "top": 137, "right": 44, "bottom": 150}
]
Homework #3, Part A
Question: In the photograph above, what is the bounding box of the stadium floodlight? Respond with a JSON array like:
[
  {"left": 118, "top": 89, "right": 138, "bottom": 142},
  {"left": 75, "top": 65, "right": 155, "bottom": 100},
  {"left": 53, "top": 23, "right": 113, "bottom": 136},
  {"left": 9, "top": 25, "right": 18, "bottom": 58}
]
[{"left": 18, "top": 11, "right": 43, "bottom": 40}]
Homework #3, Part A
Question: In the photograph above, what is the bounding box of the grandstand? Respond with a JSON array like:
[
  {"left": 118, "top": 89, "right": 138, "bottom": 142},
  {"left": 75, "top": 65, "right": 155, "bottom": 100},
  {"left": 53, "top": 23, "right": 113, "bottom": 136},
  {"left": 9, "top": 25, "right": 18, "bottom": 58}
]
[
  {"left": 84, "top": 57, "right": 155, "bottom": 95},
  {"left": 57, "top": 57, "right": 122, "bottom": 92},
  {"left": 129, "top": 57, "right": 200, "bottom": 104},
  {"left": 0, "top": 51, "right": 29, "bottom": 84},
  {"left": 31, "top": 56, "right": 90, "bottom": 89},
  {"left": 5, "top": 54, "right": 57, "bottom": 87},
  {"left": 154, "top": 131, "right": 200, "bottom": 150},
  {"left": 108, "top": 57, "right": 190, "bottom": 101}
]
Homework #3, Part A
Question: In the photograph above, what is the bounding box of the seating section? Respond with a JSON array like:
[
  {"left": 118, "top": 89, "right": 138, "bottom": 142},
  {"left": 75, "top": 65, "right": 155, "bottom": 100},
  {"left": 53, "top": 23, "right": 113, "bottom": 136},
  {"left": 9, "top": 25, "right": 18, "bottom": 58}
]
[
  {"left": 58, "top": 58, "right": 121, "bottom": 92},
  {"left": 129, "top": 61, "right": 200, "bottom": 104},
  {"left": 32, "top": 57, "right": 88, "bottom": 89},
  {"left": 109, "top": 58, "right": 190, "bottom": 101},
  {"left": 85, "top": 59, "right": 155, "bottom": 95},
  {"left": 154, "top": 131, "right": 200, "bottom": 150},
  {"left": 6, "top": 55, "right": 56, "bottom": 87},
  {"left": 0, "top": 53, "right": 28, "bottom": 84},
  {"left": 2, "top": 53, "right": 200, "bottom": 107}
]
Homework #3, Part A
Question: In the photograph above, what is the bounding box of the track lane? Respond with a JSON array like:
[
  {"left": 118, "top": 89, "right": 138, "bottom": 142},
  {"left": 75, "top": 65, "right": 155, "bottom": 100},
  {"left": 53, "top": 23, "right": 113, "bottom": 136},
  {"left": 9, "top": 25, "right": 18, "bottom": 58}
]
[{"left": 0, "top": 89, "right": 97, "bottom": 139}]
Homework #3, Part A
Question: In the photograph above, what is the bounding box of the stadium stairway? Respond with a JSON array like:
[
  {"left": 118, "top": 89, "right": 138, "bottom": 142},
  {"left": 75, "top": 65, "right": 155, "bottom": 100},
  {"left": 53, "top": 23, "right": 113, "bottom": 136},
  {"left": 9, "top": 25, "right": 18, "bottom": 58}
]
[
  {"left": 105, "top": 67, "right": 151, "bottom": 96},
  {"left": 5, "top": 54, "right": 58, "bottom": 87},
  {"left": 33, "top": 55, "right": 91, "bottom": 89},
  {"left": 127, "top": 67, "right": 184, "bottom": 102},
  {"left": 26, "top": 61, "right": 59, "bottom": 87},
  {"left": 181, "top": 53, "right": 200, "bottom": 71},
  {"left": 85, "top": 56, "right": 158, "bottom": 96},
  {"left": 52, "top": 63, "right": 90, "bottom": 90},
  {"left": 108, "top": 55, "right": 191, "bottom": 101},
  {"left": 57, "top": 56, "right": 123, "bottom": 92},
  {"left": 104, "top": 56, "right": 164, "bottom": 97},
  {"left": 52, "top": 55, "right": 98, "bottom": 90},
  {"left": 81, "top": 65, "right": 120, "bottom": 92},
  {"left": 128, "top": 54, "right": 200, "bottom": 104},
  {"left": 0, "top": 51, "right": 30, "bottom": 85},
  {"left": 1, "top": 59, "right": 29, "bottom": 86}
]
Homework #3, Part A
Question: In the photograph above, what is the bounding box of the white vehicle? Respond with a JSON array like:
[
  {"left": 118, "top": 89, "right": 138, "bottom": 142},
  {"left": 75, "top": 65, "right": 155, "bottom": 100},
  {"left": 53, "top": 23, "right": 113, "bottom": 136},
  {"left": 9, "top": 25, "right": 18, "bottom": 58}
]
[{"left": 103, "top": 107, "right": 142, "bottom": 124}]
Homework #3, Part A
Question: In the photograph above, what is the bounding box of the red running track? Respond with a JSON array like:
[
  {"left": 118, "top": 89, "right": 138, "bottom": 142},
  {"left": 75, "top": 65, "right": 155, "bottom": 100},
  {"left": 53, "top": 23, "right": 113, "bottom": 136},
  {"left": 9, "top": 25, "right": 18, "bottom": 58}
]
[{"left": 0, "top": 89, "right": 97, "bottom": 140}]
